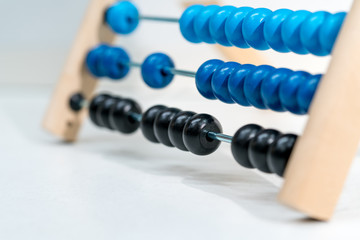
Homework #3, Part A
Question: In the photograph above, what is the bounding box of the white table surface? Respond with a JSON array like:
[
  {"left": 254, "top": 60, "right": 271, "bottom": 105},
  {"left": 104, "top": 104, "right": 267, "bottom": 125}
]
[{"left": 0, "top": 84, "right": 360, "bottom": 240}]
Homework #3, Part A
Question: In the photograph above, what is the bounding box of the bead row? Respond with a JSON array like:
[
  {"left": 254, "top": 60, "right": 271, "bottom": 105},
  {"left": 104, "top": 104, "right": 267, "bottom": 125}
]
[
  {"left": 196, "top": 60, "right": 321, "bottom": 114},
  {"left": 105, "top": 1, "right": 346, "bottom": 56},
  {"left": 70, "top": 93, "right": 298, "bottom": 177},
  {"left": 86, "top": 44, "right": 321, "bottom": 115},
  {"left": 180, "top": 6, "right": 346, "bottom": 56}
]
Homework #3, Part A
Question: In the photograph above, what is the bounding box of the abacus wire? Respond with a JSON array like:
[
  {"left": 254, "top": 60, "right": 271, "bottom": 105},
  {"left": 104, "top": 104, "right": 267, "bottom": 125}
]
[
  {"left": 124, "top": 62, "right": 197, "bottom": 78},
  {"left": 138, "top": 16, "right": 179, "bottom": 23}
]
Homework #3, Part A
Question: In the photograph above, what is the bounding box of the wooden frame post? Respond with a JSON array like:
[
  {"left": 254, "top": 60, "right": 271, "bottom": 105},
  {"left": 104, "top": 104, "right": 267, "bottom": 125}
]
[
  {"left": 279, "top": 0, "right": 360, "bottom": 221},
  {"left": 43, "top": 0, "right": 116, "bottom": 142}
]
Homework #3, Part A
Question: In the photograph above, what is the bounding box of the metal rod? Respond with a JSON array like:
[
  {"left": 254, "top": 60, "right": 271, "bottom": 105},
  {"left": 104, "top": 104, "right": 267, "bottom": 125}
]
[
  {"left": 130, "top": 112, "right": 142, "bottom": 122},
  {"left": 139, "top": 16, "right": 179, "bottom": 23},
  {"left": 207, "top": 132, "right": 233, "bottom": 144},
  {"left": 167, "top": 68, "right": 197, "bottom": 78},
  {"left": 126, "top": 62, "right": 142, "bottom": 68},
  {"left": 124, "top": 62, "right": 197, "bottom": 78}
]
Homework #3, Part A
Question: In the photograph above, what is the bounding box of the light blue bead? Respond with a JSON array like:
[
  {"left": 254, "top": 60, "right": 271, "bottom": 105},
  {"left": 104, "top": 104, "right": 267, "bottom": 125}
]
[
  {"left": 225, "top": 7, "right": 253, "bottom": 48},
  {"left": 300, "top": 11, "right": 330, "bottom": 56},
  {"left": 319, "top": 12, "right": 346, "bottom": 54},
  {"left": 86, "top": 44, "right": 109, "bottom": 77},
  {"left": 261, "top": 68, "right": 292, "bottom": 112},
  {"left": 242, "top": 8, "right": 272, "bottom": 50},
  {"left": 263, "top": 9, "right": 292, "bottom": 53},
  {"left": 180, "top": 5, "right": 204, "bottom": 43},
  {"left": 195, "top": 59, "right": 224, "bottom": 100},
  {"left": 141, "top": 53, "right": 175, "bottom": 89},
  {"left": 194, "top": 5, "right": 220, "bottom": 43},
  {"left": 279, "top": 71, "right": 310, "bottom": 114},
  {"left": 244, "top": 65, "right": 275, "bottom": 109},
  {"left": 106, "top": 1, "right": 139, "bottom": 34},
  {"left": 281, "top": 10, "right": 311, "bottom": 54},
  {"left": 228, "top": 64, "right": 255, "bottom": 106},
  {"left": 297, "top": 74, "right": 321, "bottom": 112},
  {"left": 209, "top": 6, "right": 236, "bottom": 46},
  {"left": 211, "top": 62, "right": 240, "bottom": 103}
]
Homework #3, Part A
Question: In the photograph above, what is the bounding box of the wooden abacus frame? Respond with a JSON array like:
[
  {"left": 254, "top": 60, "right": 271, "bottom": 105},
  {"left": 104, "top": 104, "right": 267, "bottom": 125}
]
[{"left": 43, "top": 0, "right": 360, "bottom": 221}]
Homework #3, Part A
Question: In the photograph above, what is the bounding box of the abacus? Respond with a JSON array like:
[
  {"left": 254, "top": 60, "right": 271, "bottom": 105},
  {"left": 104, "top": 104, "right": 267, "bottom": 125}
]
[{"left": 43, "top": 0, "right": 360, "bottom": 221}]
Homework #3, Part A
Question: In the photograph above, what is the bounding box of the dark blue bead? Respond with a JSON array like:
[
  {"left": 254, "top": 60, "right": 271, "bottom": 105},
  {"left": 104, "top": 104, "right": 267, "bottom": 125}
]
[
  {"left": 209, "top": 6, "right": 236, "bottom": 46},
  {"left": 227, "top": 64, "right": 255, "bottom": 106},
  {"left": 179, "top": 5, "right": 204, "bottom": 43},
  {"left": 141, "top": 53, "right": 175, "bottom": 89},
  {"left": 86, "top": 45, "right": 130, "bottom": 80},
  {"left": 100, "top": 46, "right": 130, "bottom": 80},
  {"left": 297, "top": 74, "right": 321, "bottom": 113},
  {"left": 211, "top": 62, "right": 240, "bottom": 103},
  {"left": 261, "top": 68, "right": 292, "bottom": 112},
  {"left": 106, "top": 1, "right": 139, "bottom": 34},
  {"left": 195, "top": 59, "right": 224, "bottom": 100},
  {"left": 279, "top": 71, "right": 310, "bottom": 114},
  {"left": 244, "top": 65, "right": 275, "bottom": 109},
  {"left": 86, "top": 44, "right": 109, "bottom": 77}
]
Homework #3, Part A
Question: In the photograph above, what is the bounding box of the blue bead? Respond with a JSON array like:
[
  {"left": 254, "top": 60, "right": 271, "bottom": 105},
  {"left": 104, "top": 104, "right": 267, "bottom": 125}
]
[
  {"left": 211, "top": 62, "right": 240, "bottom": 103},
  {"left": 209, "top": 6, "right": 237, "bottom": 46},
  {"left": 261, "top": 68, "right": 292, "bottom": 112},
  {"left": 242, "top": 8, "right": 272, "bottom": 50},
  {"left": 86, "top": 44, "right": 109, "bottom": 77},
  {"left": 195, "top": 59, "right": 224, "bottom": 100},
  {"left": 297, "top": 74, "right": 321, "bottom": 112},
  {"left": 300, "top": 11, "right": 330, "bottom": 56},
  {"left": 101, "top": 46, "right": 130, "bottom": 80},
  {"left": 225, "top": 7, "right": 253, "bottom": 48},
  {"left": 228, "top": 64, "right": 255, "bottom": 106},
  {"left": 141, "top": 53, "right": 175, "bottom": 89},
  {"left": 180, "top": 5, "right": 204, "bottom": 43},
  {"left": 319, "top": 12, "right": 346, "bottom": 54},
  {"left": 281, "top": 10, "right": 311, "bottom": 54},
  {"left": 194, "top": 5, "right": 220, "bottom": 43},
  {"left": 264, "top": 9, "right": 292, "bottom": 53},
  {"left": 244, "top": 65, "right": 275, "bottom": 109},
  {"left": 279, "top": 71, "right": 310, "bottom": 114},
  {"left": 106, "top": 1, "right": 139, "bottom": 34}
]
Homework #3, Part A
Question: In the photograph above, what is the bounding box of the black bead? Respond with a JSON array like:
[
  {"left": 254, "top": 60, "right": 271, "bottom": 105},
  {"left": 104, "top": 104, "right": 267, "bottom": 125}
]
[
  {"left": 231, "top": 124, "right": 263, "bottom": 169},
  {"left": 183, "top": 114, "right": 222, "bottom": 156},
  {"left": 267, "top": 134, "right": 297, "bottom": 177},
  {"left": 98, "top": 97, "right": 122, "bottom": 130},
  {"left": 154, "top": 108, "right": 181, "bottom": 147},
  {"left": 168, "top": 111, "right": 196, "bottom": 151},
  {"left": 248, "top": 129, "right": 280, "bottom": 173},
  {"left": 69, "top": 93, "right": 85, "bottom": 112},
  {"left": 89, "top": 93, "right": 111, "bottom": 127},
  {"left": 109, "top": 98, "right": 142, "bottom": 134},
  {"left": 141, "top": 105, "right": 167, "bottom": 143}
]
